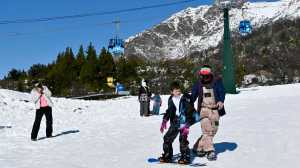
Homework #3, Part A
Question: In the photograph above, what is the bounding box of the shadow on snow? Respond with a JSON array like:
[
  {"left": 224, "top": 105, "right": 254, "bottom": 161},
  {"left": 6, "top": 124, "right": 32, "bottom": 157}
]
[
  {"left": 214, "top": 142, "right": 238, "bottom": 156},
  {"left": 0, "top": 126, "right": 12, "bottom": 129},
  {"left": 38, "top": 129, "right": 80, "bottom": 140}
]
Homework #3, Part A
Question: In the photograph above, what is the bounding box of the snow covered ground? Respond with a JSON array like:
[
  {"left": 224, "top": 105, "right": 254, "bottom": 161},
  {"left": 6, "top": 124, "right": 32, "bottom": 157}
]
[{"left": 1, "top": 84, "right": 300, "bottom": 168}]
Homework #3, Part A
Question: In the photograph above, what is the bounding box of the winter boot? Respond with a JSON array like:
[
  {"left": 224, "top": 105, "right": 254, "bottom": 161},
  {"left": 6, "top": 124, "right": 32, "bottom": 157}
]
[
  {"left": 193, "top": 135, "right": 206, "bottom": 157},
  {"left": 207, "top": 151, "right": 217, "bottom": 161},
  {"left": 178, "top": 155, "right": 190, "bottom": 164},
  {"left": 193, "top": 149, "right": 206, "bottom": 157},
  {"left": 159, "top": 153, "right": 172, "bottom": 163}
]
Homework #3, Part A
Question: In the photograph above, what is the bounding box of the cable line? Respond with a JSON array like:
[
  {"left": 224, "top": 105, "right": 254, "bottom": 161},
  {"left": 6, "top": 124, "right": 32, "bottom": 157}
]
[
  {"left": 0, "top": 15, "right": 164, "bottom": 38},
  {"left": 0, "top": 0, "right": 198, "bottom": 25}
]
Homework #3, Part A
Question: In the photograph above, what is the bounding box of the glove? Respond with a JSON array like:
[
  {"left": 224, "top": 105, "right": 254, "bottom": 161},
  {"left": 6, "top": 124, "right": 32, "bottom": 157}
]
[
  {"left": 217, "top": 102, "right": 224, "bottom": 110},
  {"left": 180, "top": 124, "right": 189, "bottom": 137},
  {"left": 192, "top": 111, "right": 200, "bottom": 124},
  {"left": 160, "top": 119, "right": 167, "bottom": 133}
]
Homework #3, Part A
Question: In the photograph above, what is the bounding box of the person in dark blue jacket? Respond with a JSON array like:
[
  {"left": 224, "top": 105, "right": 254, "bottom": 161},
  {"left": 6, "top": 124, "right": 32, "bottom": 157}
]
[
  {"left": 151, "top": 92, "right": 162, "bottom": 115},
  {"left": 191, "top": 65, "right": 226, "bottom": 161},
  {"left": 159, "top": 81, "right": 195, "bottom": 164}
]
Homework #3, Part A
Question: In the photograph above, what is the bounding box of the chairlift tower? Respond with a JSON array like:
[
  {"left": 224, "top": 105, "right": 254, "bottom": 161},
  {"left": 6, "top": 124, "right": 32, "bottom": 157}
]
[{"left": 215, "top": 0, "right": 237, "bottom": 94}]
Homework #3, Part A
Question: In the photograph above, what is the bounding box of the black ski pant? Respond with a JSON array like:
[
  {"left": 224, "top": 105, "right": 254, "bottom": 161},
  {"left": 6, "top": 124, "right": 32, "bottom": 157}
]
[
  {"left": 31, "top": 106, "right": 53, "bottom": 139},
  {"left": 140, "top": 101, "right": 150, "bottom": 116},
  {"left": 163, "top": 123, "right": 189, "bottom": 159}
]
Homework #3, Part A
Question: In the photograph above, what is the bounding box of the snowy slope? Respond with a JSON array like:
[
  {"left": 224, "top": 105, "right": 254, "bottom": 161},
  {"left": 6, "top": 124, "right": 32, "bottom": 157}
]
[
  {"left": 125, "top": 0, "right": 300, "bottom": 60},
  {"left": 1, "top": 84, "right": 300, "bottom": 168}
]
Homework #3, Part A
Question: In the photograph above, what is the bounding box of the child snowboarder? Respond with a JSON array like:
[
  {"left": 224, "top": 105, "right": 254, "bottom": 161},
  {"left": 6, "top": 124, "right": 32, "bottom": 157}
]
[
  {"left": 159, "top": 81, "right": 195, "bottom": 164},
  {"left": 191, "top": 65, "right": 226, "bottom": 161},
  {"left": 151, "top": 92, "right": 162, "bottom": 115}
]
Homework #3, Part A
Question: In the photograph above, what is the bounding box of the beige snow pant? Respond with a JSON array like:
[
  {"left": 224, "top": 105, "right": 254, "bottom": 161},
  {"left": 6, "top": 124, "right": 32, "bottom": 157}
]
[{"left": 194, "top": 86, "right": 220, "bottom": 152}]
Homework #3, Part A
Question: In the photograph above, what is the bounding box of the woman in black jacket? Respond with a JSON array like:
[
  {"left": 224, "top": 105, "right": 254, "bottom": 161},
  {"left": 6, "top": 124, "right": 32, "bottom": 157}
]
[{"left": 138, "top": 79, "right": 151, "bottom": 116}]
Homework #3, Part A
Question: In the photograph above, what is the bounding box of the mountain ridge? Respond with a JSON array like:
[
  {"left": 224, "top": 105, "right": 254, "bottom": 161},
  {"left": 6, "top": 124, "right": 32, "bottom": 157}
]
[{"left": 125, "top": 0, "right": 300, "bottom": 60}]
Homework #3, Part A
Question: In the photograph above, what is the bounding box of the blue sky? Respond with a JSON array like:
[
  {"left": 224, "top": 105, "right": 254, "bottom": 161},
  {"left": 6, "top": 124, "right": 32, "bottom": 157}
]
[{"left": 0, "top": 0, "right": 272, "bottom": 79}]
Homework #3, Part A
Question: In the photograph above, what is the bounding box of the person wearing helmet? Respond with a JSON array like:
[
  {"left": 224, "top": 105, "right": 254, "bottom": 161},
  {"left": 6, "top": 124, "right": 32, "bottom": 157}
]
[{"left": 190, "top": 65, "right": 226, "bottom": 161}]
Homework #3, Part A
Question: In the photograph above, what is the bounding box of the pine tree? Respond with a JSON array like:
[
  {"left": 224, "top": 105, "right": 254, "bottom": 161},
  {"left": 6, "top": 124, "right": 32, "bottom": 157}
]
[
  {"left": 28, "top": 64, "right": 48, "bottom": 80},
  {"left": 6, "top": 69, "right": 23, "bottom": 80},
  {"left": 115, "top": 56, "right": 138, "bottom": 89},
  {"left": 99, "top": 47, "right": 115, "bottom": 78},
  {"left": 86, "top": 43, "right": 98, "bottom": 65},
  {"left": 74, "top": 45, "right": 86, "bottom": 79},
  {"left": 80, "top": 43, "right": 99, "bottom": 91},
  {"left": 65, "top": 47, "right": 75, "bottom": 65},
  {"left": 47, "top": 47, "right": 76, "bottom": 96}
]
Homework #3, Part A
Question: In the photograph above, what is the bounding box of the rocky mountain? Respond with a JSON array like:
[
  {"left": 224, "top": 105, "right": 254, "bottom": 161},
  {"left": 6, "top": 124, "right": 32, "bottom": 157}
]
[{"left": 125, "top": 0, "right": 300, "bottom": 60}]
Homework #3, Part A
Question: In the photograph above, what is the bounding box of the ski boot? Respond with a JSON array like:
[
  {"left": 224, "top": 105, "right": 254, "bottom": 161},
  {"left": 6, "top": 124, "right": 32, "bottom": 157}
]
[{"left": 207, "top": 151, "right": 217, "bottom": 161}]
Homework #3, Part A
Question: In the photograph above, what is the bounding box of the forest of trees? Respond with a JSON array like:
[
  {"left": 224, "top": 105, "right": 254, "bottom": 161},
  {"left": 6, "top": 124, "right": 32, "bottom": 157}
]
[
  {"left": 0, "top": 43, "right": 144, "bottom": 97},
  {"left": 0, "top": 43, "right": 201, "bottom": 97}
]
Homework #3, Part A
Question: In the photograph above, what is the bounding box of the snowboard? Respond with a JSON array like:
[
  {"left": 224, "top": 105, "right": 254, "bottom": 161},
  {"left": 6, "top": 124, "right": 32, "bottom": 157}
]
[{"left": 147, "top": 158, "right": 206, "bottom": 167}]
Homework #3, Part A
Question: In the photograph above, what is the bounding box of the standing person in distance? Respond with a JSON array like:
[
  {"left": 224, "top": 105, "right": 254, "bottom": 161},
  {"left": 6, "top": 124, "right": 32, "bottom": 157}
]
[
  {"left": 138, "top": 79, "right": 151, "bottom": 117},
  {"left": 30, "top": 81, "right": 54, "bottom": 141},
  {"left": 151, "top": 92, "right": 162, "bottom": 115}
]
